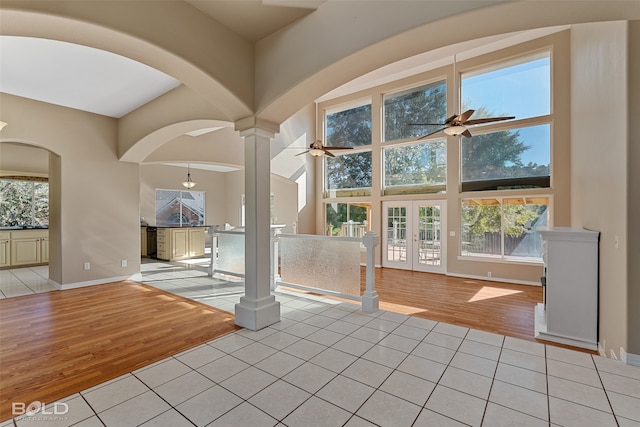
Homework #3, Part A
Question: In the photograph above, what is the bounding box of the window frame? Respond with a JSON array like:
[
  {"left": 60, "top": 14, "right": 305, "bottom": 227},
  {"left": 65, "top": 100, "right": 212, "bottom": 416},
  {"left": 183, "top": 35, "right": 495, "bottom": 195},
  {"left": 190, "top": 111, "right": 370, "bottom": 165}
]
[
  {"left": 0, "top": 177, "right": 49, "bottom": 227},
  {"left": 459, "top": 195, "right": 551, "bottom": 264},
  {"left": 155, "top": 189, "right": 206, "bottom": 227}
]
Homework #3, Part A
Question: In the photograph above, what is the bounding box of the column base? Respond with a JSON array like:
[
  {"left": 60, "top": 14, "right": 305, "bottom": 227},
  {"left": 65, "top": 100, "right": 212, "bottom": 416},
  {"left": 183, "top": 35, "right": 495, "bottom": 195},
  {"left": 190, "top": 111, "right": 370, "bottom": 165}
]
[
  {"left": 235, "top": 295, "right": 281, "bottom": 331},
  {"left": 361, "top": 291, "right": 379, "bottom": 313}
]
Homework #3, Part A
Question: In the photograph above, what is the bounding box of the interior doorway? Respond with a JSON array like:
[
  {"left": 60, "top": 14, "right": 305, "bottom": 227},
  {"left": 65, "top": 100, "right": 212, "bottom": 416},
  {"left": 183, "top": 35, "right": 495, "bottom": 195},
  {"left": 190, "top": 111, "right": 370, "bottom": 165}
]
[{"left": 382, "top": 200, "right": 446, "bottom": 273}]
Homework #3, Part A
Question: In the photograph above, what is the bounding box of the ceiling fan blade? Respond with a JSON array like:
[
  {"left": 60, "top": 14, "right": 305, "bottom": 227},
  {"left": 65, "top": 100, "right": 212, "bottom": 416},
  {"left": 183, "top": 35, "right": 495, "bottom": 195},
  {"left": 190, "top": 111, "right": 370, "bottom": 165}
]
[
  {"left": 457, "top": 109, "right": 475, "bottom": 123},
  {"left": 295, "top": 150, "right": 310, "bottom": 156},
  {"left": 443, "top": 114, "right": 459, "bottom": 125},
  {"left": 408, "top": 123, "right": 445, "bottom": 126},
  {"left": 323, "top": 150, "right": 336, "bottom": 157},
  {"left": 463, "top": 116, "right": 515, "bottom": 125},
  {"left": 417, "top": 127, "right": 447, "bottom": 140},
  {"left": 461, "top": 129, "right": 473, "bottom": 138},
  {"left": 322, "top": 146, "right": 354, "bottom": 150}
]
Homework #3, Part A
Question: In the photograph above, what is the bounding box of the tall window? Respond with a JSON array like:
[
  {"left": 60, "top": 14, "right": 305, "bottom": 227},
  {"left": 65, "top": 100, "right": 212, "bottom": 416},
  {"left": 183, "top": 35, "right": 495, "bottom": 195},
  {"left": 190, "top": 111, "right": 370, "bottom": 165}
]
[
  {"left": 461, "top": 196, "right": 549, "bottom": 261},
  {"left": 384, "top": 140, "right": 446, "bottom": 195},
  {"left": 324, "top": 100, "right": 372, "bottom": 198},
  {"left": 325, "top": 202, "right": 371, "bottom": 237},
  {"left": 155, "top": 190, "right": 205, "bottom": 227},
  {"left": 383, "top": 80, "right": 447, "bottom": 142},
  {"left": 0, "top": 178, "right": 49, "bottom": 227},
  {"left": 326, "top": 100, "right": 371, "bottom": 148},
  {"left": 461, "top": 124, "right": 550, "bottom": 191},
  {"left": 460, "top": 52, "right": 551, "bottom": 192}
]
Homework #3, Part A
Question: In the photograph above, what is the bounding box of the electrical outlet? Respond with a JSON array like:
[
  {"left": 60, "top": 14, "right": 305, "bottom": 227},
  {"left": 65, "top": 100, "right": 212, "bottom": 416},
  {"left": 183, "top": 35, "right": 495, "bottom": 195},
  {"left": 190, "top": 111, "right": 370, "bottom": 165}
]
[
  {"left": 449, "top": 231, "right": 455, "bottom": 237},
  {"left": 121, "top": 259, "right": 127, "bottom": 268},
  {"left": 487, "top": 271, "right": 492, "bottom": 278},
  {"left": 83, "top": 262, "right": 90, "bottom": 270}
]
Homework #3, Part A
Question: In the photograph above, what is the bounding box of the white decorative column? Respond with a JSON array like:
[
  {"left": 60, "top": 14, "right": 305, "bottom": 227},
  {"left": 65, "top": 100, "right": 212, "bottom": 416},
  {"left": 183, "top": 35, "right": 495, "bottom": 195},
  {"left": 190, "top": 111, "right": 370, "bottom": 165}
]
[
  {"left": 362, "top": 231, "right": 380, "bottom": 312},
  {"left": 234, "top": 117, "right": 281, "bottom": 330}
]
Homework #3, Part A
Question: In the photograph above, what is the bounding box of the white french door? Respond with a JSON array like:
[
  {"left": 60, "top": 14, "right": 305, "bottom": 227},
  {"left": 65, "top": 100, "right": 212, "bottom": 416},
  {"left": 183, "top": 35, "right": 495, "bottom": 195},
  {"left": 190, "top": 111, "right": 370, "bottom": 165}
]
[{"left": 382, "top": 200, "right": 446, "bottom": 273}]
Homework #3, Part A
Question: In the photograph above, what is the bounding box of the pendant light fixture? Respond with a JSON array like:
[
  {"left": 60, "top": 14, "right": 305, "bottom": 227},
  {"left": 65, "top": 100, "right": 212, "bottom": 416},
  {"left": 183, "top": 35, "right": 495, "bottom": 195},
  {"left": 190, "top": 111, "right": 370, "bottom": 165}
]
[
  {"left": 181, "top": 163, "right": 197, "bottom": 189},
  {"left": 0, "top": 121, "right": 7, "bottom": 131}
]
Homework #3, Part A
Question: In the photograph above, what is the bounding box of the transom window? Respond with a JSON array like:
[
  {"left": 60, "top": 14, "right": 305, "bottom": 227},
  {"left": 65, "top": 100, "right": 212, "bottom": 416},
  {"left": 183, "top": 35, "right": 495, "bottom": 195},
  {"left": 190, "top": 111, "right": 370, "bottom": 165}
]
[{"left": 461, "top": 51, "right": 550, "bottom": 120}]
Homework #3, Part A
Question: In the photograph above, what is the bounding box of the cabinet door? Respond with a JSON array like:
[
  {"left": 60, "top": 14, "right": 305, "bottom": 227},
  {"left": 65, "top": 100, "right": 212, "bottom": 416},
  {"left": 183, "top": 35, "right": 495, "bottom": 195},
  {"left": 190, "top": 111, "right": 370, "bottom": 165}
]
[
  {"left": 0, "top": 240, "right": 9, "bottom": 267},
  {"left": 41, "top": 238, "right": 49, "bottom": 263},
  {"left": 11, "top": 238, "right": 41, "bottom": 266},
  {"left": 172, "top": 229, "right": 189, "bottom": 260},
  {"left": 189, "top": 228, "right": 205, "bottom": 257}
]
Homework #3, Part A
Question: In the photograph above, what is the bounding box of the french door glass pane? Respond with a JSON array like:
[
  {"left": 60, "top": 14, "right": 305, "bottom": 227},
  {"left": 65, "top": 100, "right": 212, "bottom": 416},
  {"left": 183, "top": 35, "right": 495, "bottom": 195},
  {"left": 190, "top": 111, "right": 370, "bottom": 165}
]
[
  {"left": 386, "top": 206, "right": 407, "bottom": 262},
  {"left": 417, "top": 205, "right": 441, "bottom": 266}
]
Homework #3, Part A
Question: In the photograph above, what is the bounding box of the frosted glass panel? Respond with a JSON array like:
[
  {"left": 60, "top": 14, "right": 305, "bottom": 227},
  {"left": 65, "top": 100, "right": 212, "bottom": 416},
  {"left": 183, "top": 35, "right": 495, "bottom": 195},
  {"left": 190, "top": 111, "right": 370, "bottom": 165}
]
[
  {"left": 280, "top": 236, "right": 360, "bottom": 296},
  {"left": 216, "top": 232, "right": 245, "bottom": 275}
]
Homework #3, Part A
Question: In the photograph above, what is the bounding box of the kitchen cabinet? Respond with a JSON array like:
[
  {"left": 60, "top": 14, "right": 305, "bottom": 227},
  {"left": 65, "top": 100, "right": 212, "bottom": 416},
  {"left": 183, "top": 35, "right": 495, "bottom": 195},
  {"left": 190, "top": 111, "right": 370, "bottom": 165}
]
[
  {"left": 156, "top": 227, "right": 206, "bottom": 261},
  {"left": 535, "top": 227, "right": 599, "bottom": 350},
  {"left": 141, "top": 227, "right": 147, "bottom": 257},
  {"left": 0, "top": 232, "right": 10, "bottom": 267},
  {"left": 9, "top": 230, "right": 48, "bottom": 266},
  {"left": 189, "top": 228, "right": 205, "bottom": 258}
]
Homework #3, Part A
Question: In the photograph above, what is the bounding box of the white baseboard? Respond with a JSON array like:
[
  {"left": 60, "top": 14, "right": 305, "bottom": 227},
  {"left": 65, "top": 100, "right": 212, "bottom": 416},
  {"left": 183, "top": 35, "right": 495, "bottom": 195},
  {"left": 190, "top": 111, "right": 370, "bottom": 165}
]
[
  {"left": 49, "top": 274, "right": 142, "bottom": 290},
  {"left": 446, "top": 272, "right": 540, "bottom": 287},
  {"left": 621, "top": 348, "right": 640, "bottom": 367}
]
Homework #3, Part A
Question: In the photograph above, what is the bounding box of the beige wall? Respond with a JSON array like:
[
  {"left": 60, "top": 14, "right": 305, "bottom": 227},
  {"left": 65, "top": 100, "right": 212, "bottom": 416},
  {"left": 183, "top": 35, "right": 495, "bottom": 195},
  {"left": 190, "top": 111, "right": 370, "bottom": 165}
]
[
  {"left": 0, "top": 93, "right": 141, "bottom": 287},
  {"left": 223, "top": 170, "right": 299, "bottom": 230},
  {"left": 570, "top": 21, "right": 628, "bottom": 359},
  {"left": 0, "top": 143, "right": 49, "bottom": 176},
  {"left": 628, "top": 21, "right": 640, "bottom": 356},
  {"left": 140, "top": 164, "right": 228, "bottom": 228}
]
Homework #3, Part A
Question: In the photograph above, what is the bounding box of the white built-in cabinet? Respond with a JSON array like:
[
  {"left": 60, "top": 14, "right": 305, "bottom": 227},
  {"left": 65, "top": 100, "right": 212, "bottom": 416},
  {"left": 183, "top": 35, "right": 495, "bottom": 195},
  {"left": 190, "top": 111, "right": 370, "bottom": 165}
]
[
  {"left": 535, "top": 227, "right": 599, "bottom": 350},
  {"left": 156, "top": 227, "right": 206, "bottom": 261}
]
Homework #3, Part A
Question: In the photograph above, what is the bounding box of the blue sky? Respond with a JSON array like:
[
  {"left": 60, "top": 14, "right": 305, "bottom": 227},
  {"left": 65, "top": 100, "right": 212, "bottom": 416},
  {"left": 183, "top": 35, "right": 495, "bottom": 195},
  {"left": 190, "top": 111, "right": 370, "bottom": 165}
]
[{"left": 462, "top": 56, "right": 551, "bottom": 166}]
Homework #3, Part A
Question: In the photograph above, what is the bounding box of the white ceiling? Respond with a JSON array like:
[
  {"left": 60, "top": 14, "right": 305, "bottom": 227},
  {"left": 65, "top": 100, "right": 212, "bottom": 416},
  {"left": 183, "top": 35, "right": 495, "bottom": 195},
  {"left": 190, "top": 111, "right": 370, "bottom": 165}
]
[
  {"left": 0, "top": 36, "right": 181, "bottom": 118},
  {"left": 0, "top": 1, "right": 318, "bottom": 119}
]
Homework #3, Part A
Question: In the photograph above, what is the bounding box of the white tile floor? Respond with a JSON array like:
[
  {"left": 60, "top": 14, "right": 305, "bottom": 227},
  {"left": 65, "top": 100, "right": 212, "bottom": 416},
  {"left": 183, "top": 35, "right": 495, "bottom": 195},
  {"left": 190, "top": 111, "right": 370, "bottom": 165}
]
[{"left": 2, "top": 261, "right": 640, "bottom": 427}]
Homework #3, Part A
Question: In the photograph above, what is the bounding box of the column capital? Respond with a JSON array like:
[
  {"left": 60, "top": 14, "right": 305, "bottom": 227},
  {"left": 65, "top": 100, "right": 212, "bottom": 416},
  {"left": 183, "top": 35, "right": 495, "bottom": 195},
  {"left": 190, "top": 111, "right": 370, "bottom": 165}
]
[{"left": 235, "top": 116, "right": 280, "bottom": 138}]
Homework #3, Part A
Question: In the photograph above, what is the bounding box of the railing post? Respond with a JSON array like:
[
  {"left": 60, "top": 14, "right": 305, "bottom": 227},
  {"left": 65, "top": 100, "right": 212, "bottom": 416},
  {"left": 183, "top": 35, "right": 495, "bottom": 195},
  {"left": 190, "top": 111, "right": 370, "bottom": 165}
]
[
  {"left": 271, "top": 225, "right": 284, "bottom": 291},
  {"left": 362, "top": 231, "right": 379, "bottom": 312},
  {"left": 208, "top": 226, "right": 219, "bottom": 277}
]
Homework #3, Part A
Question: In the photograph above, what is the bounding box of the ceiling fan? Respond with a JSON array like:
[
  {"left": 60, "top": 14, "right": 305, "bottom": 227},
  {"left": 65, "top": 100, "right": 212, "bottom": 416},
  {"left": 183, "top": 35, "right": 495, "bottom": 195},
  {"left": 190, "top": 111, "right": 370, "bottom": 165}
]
[
  {"left": 295, "top": 140, "right": 354, "bottom": 157},
  {"left": 409, "top": 109, "right": 515, "bottom": 139}
]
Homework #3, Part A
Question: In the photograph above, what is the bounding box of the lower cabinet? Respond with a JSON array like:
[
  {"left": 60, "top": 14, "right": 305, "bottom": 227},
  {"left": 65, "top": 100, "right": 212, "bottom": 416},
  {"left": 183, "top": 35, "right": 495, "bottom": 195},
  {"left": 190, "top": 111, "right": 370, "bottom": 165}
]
[
  {"left": 0, "top": 233, "right": 10, "bottom": 267},
  {"left": 4, "top": 230, "right": 49, "bottom": 267},
  {"left": 156, "top": 227, "right": 206, "bottom": 261}
]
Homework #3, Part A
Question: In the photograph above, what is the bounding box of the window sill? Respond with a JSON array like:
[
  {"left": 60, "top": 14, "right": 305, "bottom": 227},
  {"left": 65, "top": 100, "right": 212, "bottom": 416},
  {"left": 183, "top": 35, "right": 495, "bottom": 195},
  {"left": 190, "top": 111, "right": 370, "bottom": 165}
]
[{"left": 457, "top": 255, "right": 543, "bottom": 266}]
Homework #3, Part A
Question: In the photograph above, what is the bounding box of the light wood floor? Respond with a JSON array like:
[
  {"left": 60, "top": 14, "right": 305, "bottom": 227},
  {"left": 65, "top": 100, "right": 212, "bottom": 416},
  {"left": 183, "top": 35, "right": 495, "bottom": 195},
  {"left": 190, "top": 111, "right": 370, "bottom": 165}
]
[
  {"left": 0, "top": 281, "right": 239, "bottom": 422},
  {"left": 367, "top": 268, "right": 543, "bottom": 341}
]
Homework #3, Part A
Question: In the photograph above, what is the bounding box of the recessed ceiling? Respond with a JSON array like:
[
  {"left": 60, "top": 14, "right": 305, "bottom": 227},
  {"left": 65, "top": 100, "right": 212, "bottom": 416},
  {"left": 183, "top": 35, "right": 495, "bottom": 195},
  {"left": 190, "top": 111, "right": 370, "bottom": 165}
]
[{"left": 0, "top": 36, "right": 180, "bottom": 118}]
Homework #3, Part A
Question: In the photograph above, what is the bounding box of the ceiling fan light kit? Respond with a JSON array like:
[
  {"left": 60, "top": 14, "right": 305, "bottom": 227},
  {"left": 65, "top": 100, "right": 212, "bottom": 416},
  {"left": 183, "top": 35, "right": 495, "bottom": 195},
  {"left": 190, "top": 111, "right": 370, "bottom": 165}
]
[{"left": 295, "top": 140, "right": 354, "bottom": 157}]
